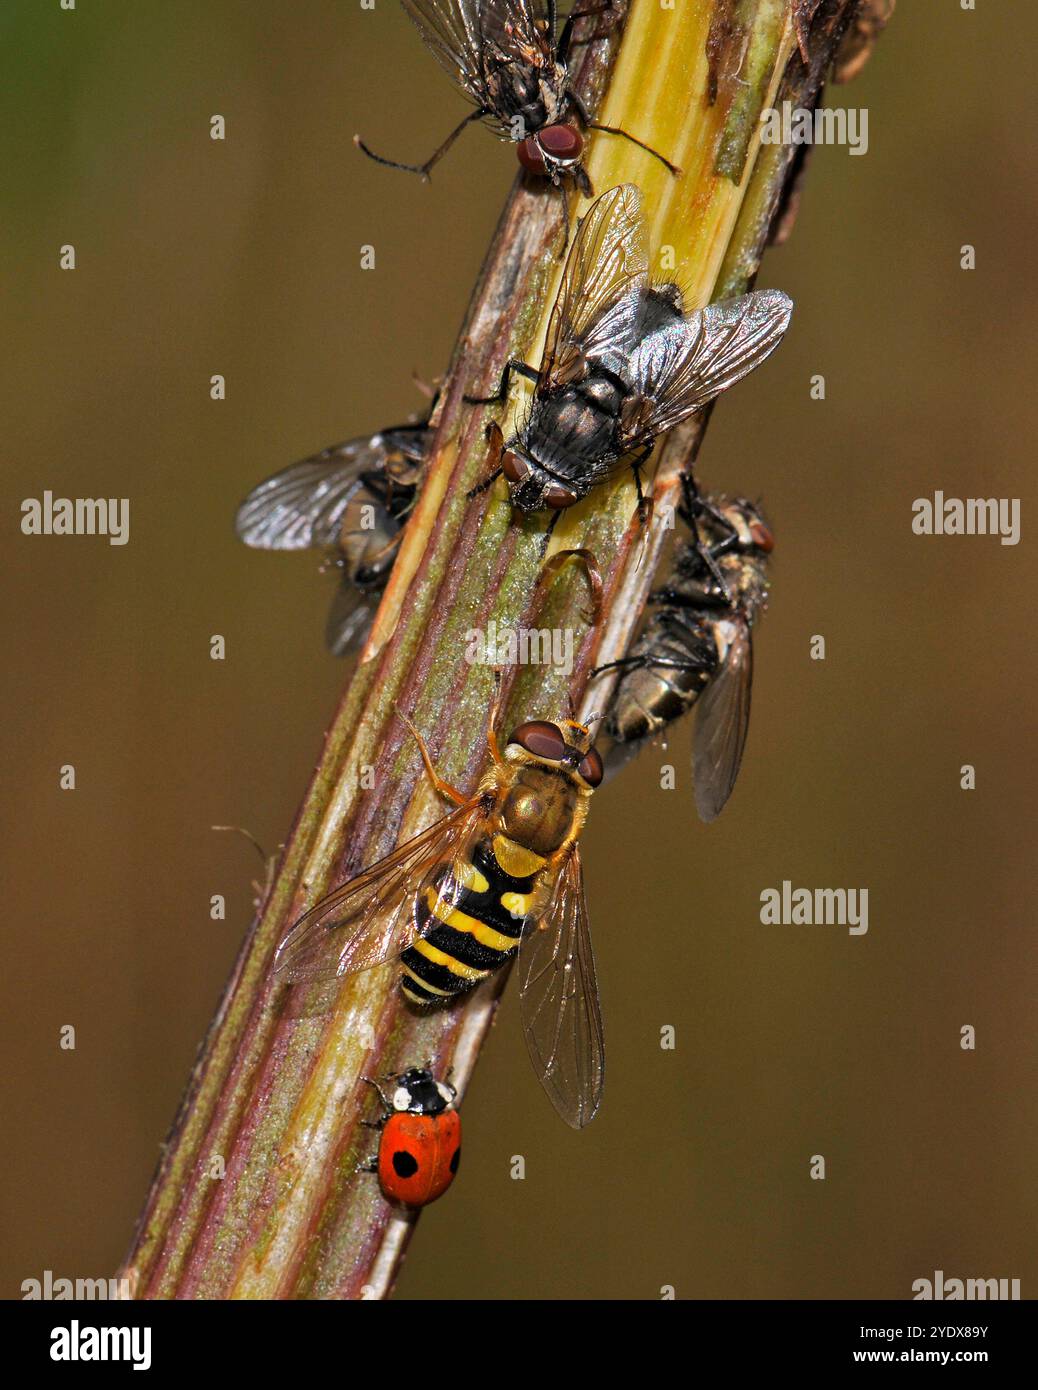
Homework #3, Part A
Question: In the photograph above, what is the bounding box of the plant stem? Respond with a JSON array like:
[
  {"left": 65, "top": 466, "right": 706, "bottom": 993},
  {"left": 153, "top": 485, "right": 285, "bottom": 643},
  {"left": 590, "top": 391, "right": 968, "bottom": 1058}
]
[{"left": 121, "top": 0, "right": 876, "bottom": 1300}]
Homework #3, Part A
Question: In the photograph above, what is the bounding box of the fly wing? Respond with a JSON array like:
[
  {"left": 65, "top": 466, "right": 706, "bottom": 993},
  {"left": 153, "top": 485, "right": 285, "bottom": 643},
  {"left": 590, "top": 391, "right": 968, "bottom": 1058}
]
[
  {"left": 479, "top": 0, "right": 556, "bottom": 59},
  {"left": 540, "top": 183, "right": 650, "bottom": 390},
  {"left": 402, "top": 0, "right": 495, "bottom": 107},
  {"left": 272, "top": 796, "right": 486, "bottom": 1000},
  {"left": 235, "top": 434, "right": 389, "bottom": 552},
  {"left": 621, "top": 288, "right": 793, "bottom": 446},
  {"left": 693, "top": 618, "right": 753, "bottom": 822},
  {"left": 324, "top": 577, "right": 379, "bottom": 657},
  {"left": 518, "top": 849, "right": 605, "bottom": 1129}
]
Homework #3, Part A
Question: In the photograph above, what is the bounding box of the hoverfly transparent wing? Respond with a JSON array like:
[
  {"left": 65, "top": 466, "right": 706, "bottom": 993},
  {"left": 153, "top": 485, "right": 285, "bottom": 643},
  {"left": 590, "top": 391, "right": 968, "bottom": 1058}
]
[
  {"left": 540, "top": 183, "right": 650, "bottom": 389},
  {"left": 693, "top": 616, "right": 754, "bottom": 823},
  {"left": 518, "top": 848, "right": 605, "bottom": 1128},
  {"left": 620, "top": 288, "right": 793, "bottom": 445},
  {"left": 273, "top": 796, "right": 486, "bottom": 1005},
  {"left": 235, "top": 434, "right": 392, "bottom": 552}
]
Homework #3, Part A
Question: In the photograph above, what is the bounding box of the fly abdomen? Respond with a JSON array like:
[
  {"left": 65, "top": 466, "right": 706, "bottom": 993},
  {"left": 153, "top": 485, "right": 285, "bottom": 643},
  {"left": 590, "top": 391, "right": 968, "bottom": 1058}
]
[
  {"left": 609, "top": 616, "right": 716, "bottom": 743},
  {"left": 526, "top": 377, "right": 624, "bottom": 484},
  {"left": 400, "top": 839, "right": 539, "bottom": 1007}
]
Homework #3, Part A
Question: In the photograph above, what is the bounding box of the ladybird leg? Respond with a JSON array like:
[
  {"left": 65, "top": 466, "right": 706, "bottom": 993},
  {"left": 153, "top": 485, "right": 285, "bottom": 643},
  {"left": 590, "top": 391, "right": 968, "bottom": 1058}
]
[
  {"left": 356, "top": 1156, "right": 379, "bottom": 1174},
  {"left": 361, "top": 1076, "right": 393, "bottom": 1111},
  {"left": 394, "top": 709, "right": 468, "bottom": 806}
]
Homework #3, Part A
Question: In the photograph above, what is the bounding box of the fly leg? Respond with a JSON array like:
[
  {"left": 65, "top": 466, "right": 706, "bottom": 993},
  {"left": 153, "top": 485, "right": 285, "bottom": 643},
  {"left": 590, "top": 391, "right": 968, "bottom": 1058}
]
[
  {"left": 556, "top": 1, "right": 619, "bottom": 59},
  {"left": 629, "top": 448, "right": 656, "bottom": 547},
  {"left": 681, "top": 476, "right": 738, "bottom": 603},
  {"left": 394, "top": 709, "right": 469, "bottom": 806},
  {"left": 535, "top": 547, "right": 604, "bottom": 627},
  {"left": 467, "top": 421, "right": 506, "bottom": 500},
  {"left": 354, "top": 108, "right": 489, "bottom": 181},
  {"left": 567, "top": 89, "right": 681, "bottom": 176},
  {"left": 464, "top": 358, "right": 539, "bottom": 406}
]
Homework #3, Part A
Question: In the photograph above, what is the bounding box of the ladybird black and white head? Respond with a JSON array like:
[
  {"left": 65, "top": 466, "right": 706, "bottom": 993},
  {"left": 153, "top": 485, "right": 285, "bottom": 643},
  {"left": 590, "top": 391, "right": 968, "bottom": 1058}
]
[{"left": 392, "top": 1067, "right": 455, "bottom": 1115}]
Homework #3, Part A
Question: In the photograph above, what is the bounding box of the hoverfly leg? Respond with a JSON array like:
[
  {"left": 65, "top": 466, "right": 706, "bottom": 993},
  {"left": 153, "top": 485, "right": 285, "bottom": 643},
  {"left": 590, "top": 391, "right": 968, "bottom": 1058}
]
[
  {"left": 467, "top": 421, "right": 505, "bottom": 500},
  {"left": 394, "top": 708, "right": 468, "bottom": 806},
  {"left": 353, "top": 108, "right": 488, "bottom": 182},
  {"left": 464, "top": 359, "right": 538, "bottom": 406},
  {"left": 486, "top": 667, "right": 506, "bottom": 767}
]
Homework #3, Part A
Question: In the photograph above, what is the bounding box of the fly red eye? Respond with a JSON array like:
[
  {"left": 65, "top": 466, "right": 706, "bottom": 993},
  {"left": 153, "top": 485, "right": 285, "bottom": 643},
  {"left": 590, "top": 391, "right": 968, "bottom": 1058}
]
[
  {"left": 516, "top": 136, "right": 546, "bottom": 174},
  {"left": 749, "top": 520, "right": 774, "bottom": 553},
  {"left": 509, "top": 721, "right": 568, "bottom": 762},
  {"left": 544, "top": 483, "right": 578, "bottom": 509},
  {"left": 538, "top": 124, "right": 583, "bottom": 161},
  {"left": 502, "top": 451, "right": 530, "bottom": 484},
  {"left": 578, "top": 747, "right": 603, "bottom": 787}
]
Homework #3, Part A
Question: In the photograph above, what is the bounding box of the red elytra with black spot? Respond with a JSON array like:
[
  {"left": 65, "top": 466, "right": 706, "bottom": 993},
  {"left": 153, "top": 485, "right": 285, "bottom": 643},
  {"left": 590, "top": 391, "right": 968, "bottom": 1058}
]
[{"left": 378, "top": 1109, "right": 462, "bottom": 1207}]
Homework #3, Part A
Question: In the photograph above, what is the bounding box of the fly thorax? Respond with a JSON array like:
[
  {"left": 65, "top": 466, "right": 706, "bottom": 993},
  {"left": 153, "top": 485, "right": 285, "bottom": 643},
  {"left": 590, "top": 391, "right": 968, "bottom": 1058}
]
[
  {"left": 712, "top": 617, "right": 740, "bottom": 663},
  {"left": 499, "top": 766, "right": 576, "bottom": 857},
  {"left": 496, "top": 64, "right": 550, "bottom": 134}
]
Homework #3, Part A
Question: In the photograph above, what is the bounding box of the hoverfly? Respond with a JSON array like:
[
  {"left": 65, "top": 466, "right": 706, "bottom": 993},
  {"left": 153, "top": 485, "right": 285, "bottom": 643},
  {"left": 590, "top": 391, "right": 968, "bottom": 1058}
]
[
  {"left": 235, "top": 423, "right": 429, "bottom": 656},
  {"left": 273, "top": 699, "right": 605, "bottom": 1128},
  {"left": 355, "top": 0, "right": 677, "bottom": 193},
  {"left": 466, "top": 183, "right": 793, "bottom": 531},
  {"left": 594, "top": 475, "right": 772, "bottom": 821}
]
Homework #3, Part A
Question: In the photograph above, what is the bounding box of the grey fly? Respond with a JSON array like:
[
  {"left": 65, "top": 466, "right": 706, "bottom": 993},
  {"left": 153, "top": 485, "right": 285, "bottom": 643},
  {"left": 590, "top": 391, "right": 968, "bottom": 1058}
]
[
  {"left": 235, "top": 424, "right": 429, "bottom": 656},
  {"left": 593, "top": 475, "right": 773, "bottom": 821},
  {"left": 355, "top": 0, "right": 677, "bottom": 192},
  {"left": 466, "top": 183, "right": 793, "bottom": 530}
]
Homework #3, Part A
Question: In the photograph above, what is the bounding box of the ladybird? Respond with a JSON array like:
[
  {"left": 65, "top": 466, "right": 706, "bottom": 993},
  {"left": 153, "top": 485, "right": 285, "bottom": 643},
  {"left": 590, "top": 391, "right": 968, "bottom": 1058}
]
[{"left": 360, "top": 1067, "right": 461, "bottom": 1207}]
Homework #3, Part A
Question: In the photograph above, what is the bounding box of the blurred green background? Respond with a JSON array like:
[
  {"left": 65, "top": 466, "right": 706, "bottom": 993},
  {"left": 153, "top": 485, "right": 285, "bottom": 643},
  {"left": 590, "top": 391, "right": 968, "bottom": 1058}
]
[{"left": 3, "top": 1, "right": 1035, "bottom": 1300}]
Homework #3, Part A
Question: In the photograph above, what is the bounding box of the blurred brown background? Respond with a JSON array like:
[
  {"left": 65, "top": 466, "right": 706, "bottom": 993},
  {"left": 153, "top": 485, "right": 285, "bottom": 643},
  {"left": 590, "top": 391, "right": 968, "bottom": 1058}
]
[{"left": 3, "top": 1, "right": 1035, "bottom": 1300}]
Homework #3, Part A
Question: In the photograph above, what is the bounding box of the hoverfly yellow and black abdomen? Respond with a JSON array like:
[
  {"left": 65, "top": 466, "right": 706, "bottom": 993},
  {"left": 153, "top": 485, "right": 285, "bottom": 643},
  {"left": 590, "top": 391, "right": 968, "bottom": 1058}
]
[
  {"left": 400, "top": 839, "right": 539, "bottom": 1005},
  {"left": 273, "top": 711, "right": 605, "bottom": 1127}
]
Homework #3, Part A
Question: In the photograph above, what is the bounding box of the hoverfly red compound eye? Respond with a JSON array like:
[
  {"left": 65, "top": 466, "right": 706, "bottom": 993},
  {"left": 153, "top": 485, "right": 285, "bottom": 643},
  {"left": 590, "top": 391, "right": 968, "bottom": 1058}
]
[
  {"left": 577, "top": 747, "right": 604, "bottom": 787},
  {"left": 538, "top": 124, "right": 584, "bottom": 162},
  {"left": 516, "top": 136, "right": 547, "bottom": 175},
  {"left": 749, "top": 520, "right": 774, "bottom": 553},
  {"left": 509, "top": 721, "right": 568, "bottom": 762}
]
